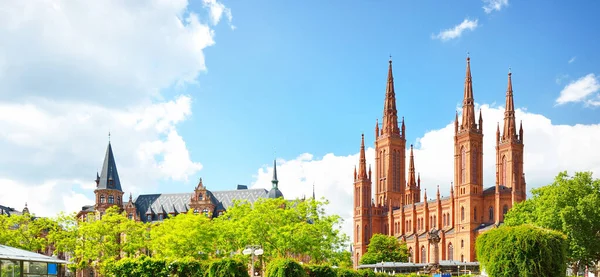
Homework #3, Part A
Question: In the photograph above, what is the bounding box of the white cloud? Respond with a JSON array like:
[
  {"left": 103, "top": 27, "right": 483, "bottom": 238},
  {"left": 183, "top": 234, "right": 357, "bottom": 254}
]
[
  {"left": 0, "top": 0, "right": 232, "bottom": 216},
  {"left": 556, "top": 74, "right": 600, "bottom": 106},
  {"left": 202, "top": 0, "right": 234, "bottom": 29},
  {"left": 432, "top": 19, "right": 478, "bottom": 41},
  {"left": 568, "top": 56, "right": 577, "bottom": 64},
  {"left": 252, "top": 105, "right": 600, "bottom": 243},
  {"left": 483, "top": 0, "right": 509, "bottom": 14}
]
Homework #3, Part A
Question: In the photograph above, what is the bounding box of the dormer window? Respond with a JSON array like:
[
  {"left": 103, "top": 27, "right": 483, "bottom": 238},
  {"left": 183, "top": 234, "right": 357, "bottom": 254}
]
[
  {"left": 108, "top": 179, "right": 114, "bottom": 188},
  {"left": 158, "top": 214, "right": 164, "bottom": 221},
  {"left": 100, "top": 195, "right": 105, "bottom": 203},
  {"left": 199, "top": 194, "right": 203, "bottom": 200},
  {"left": 108, "top": 195, "right": 114, "bottom": 204}
]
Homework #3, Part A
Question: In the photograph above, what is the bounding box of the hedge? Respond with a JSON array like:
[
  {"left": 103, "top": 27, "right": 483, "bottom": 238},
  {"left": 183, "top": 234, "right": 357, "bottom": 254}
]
[
  {"left": 207, "top": 258, "right": 249, "bottom": 277},
  {"left": 103, "top": 256, "right": 207, "bottom": 277},
  {"left": 266, "top": 258, "right": 307, "bottom": 277},
  {"left": 476, "top": 224, "right": 567, "bottom": 277},
  {"left": 305, "top": 264, "right": 336, "bottom": 277}
]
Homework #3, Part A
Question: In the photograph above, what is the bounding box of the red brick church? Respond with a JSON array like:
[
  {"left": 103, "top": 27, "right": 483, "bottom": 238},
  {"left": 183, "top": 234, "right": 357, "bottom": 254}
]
[{"left": 353, "top": 57, "right": 526, "bottom": 267}]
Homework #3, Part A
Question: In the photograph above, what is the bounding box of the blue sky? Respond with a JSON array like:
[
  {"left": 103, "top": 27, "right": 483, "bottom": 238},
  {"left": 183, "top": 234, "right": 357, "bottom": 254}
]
[
  {"left": 178, "top": 0, "right": 600, "bottom": 190},
  {"left": 1, "top": 0, "right": 599, "bottom": 237}
]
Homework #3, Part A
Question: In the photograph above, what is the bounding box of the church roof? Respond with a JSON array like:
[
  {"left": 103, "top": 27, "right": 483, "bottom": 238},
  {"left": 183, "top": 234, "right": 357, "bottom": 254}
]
[
  {"left": 0, "top": 205, "right": 22, "bottom": 216},
  {"left": 133, "top": 188, "right": 269, "bottom": 223},
  {"left": 97, "top": 142, "right": 122, "bottom": 191}
]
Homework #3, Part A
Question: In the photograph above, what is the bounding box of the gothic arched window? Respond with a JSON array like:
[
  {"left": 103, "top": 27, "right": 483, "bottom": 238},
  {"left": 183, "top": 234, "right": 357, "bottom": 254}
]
[
  {"left": 108, "top": 195, "right": 114, "bottom": 204},
  {"left": 409, "top": 247, "right": 414, "bottom": 263},
  {"left": 461, "top": 147, "right": 466, "bottom": 184},
  {"left": 472, "top": 147, "right": 478, "bottom": 184},
  {"left": 461, "top": 206, "right": 465, "bottom": 222},
  {"left": 474, "top": 207, "right": 477, "bottom": 221},
  {"left": 503, "top": 205, "right": 509, "bottom": 217},
  {"left": 448, "top": 243, "right": 454, "bottom": 261},
  {"left": 502, "top": 155, "right": 507, "bottom": 186},
  {"left": 421, "top": 246, "right": 426, "bottom": 263},
  {"left": 489, "top": 206, "right": 494, "bottom": 221},
  {"left": 100, "top": 195, "right": 105, "bottom": 203}
]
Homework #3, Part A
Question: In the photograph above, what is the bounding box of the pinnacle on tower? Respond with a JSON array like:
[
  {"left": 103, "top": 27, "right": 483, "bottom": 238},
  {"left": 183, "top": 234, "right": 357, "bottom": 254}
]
[
  {"left": 358, "top": 134, "right": 368, "bottom": 179},
  {"left": 408, "top": 144, "right": 416, "bottom": 187},
  {"left": 382, "top": 58, "right": 400, "bottom": 136},
  {"left": 461, "top": 56, "right": 477, "bottom": 131},
  {"left": 503, "top": 70, "right": 517, "bottom": 141}
]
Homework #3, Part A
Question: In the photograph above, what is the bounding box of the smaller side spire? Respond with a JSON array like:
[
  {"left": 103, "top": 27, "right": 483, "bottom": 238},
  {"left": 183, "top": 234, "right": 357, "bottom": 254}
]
[
  {"left": 401, "top": 117, "right": 406, "bottom": 137},
  {"left": 408, "top": 144, "right": 416, "bottom": 186},
  {"left": 375, "top": 119, "right": 379, "bottom": 139},
  {"left": 423, "top": 189, "right": 428, "bottom": 202},
  {"left": 272, "top": 160, "right": 279, "bottom": 188},
  {"left": 368, "top": 164, "right": 372, "bottom": 180},
  {"left": 353, "top": 166, "right": 357, "bottom": 180},
  {"left": 129, "top": 193, "right": 133, "bottom": 202},
  {"left": 417, "top": 172, "right": 421, "bottom": 188},
  {"left": 478, "top": 109, "right": 483, "bottom": 131},
  {"left": 436, "top": 185, "right": 440, "bottom": 199},
  {"left": 454, "top": 111, "right": 459, "bottom": 134},
  {"left": 496, "top": 122, "right": 500, "bottom": 145},
  {"left": 519, "top": 120, "right": 524, "bottom": 142},
  {"left": 358, "top": 134, "right": 368, "bottom": 179}
]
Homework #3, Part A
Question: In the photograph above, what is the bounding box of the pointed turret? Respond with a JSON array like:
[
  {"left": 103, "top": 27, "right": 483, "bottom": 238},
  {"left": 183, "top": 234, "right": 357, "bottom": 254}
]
[
  {"left": 417, "top": 173, "right": 421, "bottom": 188},
  {"left": 401, "top": 117, "right": 405, "bottom": 137},
  {"left": 423, "top": 189, "right": 428, "bottom": 202},
  {"left": 503, "top": 70, "right": 517, "bottom": 140},
  {"left": 22, "top": 203, "right": 29, "bottom": 215},
  {"left": 98, "top": 142, "right": 123, "bottom": 191},
  {"left": 436, "top": 185, "right": 440, "bottom": 199},
  {"left": 496, "top": 122, "right": 500, "bottom": 144},
  {"left": 461, "top": 56, "right": 477, "bottom": 131},
  {"left": 353, "top": 166, "right": 357, "bottom": 180},
  {"left": 129, "top": 193, "right": 133, "bottom": 202},
  {"left": 382, "top": 58, "right": 400, "bottom": 136},
  {"left": 368, "top": 164, "right": 372, "bottom": 180},
  {"left": 454, "top": 111, "right": 459, "bottom": 134},
  {"left": 375, "top": 119, "right": 379, "bottom": 139},
  {"left": 358, "top": 134, "right": 368, "bottom": 179},
  {"left": 268, "top": 160, "right": 284, "bottom": 199},
  {"left": 271, "top": 160, "right": 279, "bottom": 188},
  {"left": 408, "top": 145, "right": 416, "bottom": 186}
]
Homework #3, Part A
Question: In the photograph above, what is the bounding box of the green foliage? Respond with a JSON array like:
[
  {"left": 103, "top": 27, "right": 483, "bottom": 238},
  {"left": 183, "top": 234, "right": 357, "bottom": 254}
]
[
  {"left": 504, "top": 171, "right": 600, "bottom": 269},
  {"left": 358, "top": 234, "right": 408, "bottom": 264},
  {"left": 0, "top": 212, "right": 59, "bottom": 252},
  {"left": 305, "top": 264, "right": 336, "bottom": 277},
  {"left": 149, "top": 210, "right": 215, "bottom": 260},
  {"left": 207, "top": 258, "right": 249, "bottom": 277},
  {"left": 328, "top": 251, "right": 353, "bottom": 269},
  {"left": 476, "top": 224, "right": 567, "bottom": 277},
  {"left": 335, "top": 268, "right": 360, "bottom": 277},
  {"left": 266, "top": 258, "right": 307, "bottom": 277},
  {"left": 104, "top": 256, "right": 207, "bottom": 277}
]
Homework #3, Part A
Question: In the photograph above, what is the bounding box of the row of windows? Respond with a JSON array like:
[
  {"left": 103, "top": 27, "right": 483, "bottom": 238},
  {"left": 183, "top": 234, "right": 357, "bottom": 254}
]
[
  {"left": 408, "top": 243, "right": 461, "bottom": 263},
  {"left": 99, "top": 195, "right": 121, "bottom": 205},
  {"left": 460, "top": 146, "right": 479, "bottom": 185},
  {"left": 460, "top": 205, "right": 510, "bottom": 222}
]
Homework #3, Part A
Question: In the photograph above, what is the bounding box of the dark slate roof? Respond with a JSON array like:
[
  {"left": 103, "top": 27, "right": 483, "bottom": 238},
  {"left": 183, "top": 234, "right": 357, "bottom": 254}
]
[
  {"left": 97, "top": 142, "right": 123, "bottom": 191},
  {"left": 211, "top": 188, "right": 269, "bottom": 210},
  {"left": 267, "top": 187, "right": 284, "bottom": 199},
  {"left": 134, "top": 188, "right": 269, "bottom": 223},
  {"left": 81, "top": 205, "right": 95, "bottom": 213},
  {"left": 483, "top": 185, "right": 511, "bottom": 195},
  {"left": 0, "top": 205, "right": 22, "bottom": 216}
]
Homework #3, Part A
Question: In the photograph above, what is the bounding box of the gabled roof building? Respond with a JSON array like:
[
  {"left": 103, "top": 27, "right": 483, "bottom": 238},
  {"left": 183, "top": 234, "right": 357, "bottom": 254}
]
[{"left": 77, "top": 142, "right": 285, "bottom": 223}]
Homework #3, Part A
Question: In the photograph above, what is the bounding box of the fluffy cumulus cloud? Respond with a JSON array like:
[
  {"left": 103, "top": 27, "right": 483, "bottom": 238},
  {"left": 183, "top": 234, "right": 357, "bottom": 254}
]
[
  {"left": 556, "top": 73, "right": 600, "bottom": 106},
  {"left": 432, "top": 19, "right": 478, "bottom": 41},
  {"left": 0, "top": 0, "right": 232, "bottom": 216},
  {"left": 252, "top": 104, "right": 600, "bottom": 242},
  {"left": 482, "top": 0, "right": 509, "bottom": 14}
]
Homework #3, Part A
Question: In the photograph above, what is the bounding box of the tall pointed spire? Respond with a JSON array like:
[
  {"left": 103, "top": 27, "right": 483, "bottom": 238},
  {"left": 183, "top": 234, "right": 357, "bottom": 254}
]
[
  {"left": 312, "top": 183, "right": 315, "bottom": 199},
  {"left": 98, "top": 141, "right": 123, "bottom": 191},
  {"left": 408, "top": 144, "right": 416, "bottom": 186},
  {"left": 461, "top": 56, "right": 477, "bottom": 131},
  {"left": 503, "top": 70, "right": 517, "bottom": 140},
  {"left": 271, "top": 159, "right": 279, "bottom": 188},
  {"left": 358, "top": 134, "right": 368, "bottom": 179},
  {"left": 382, "top": 58, "right": 400, "bottom": 136}
]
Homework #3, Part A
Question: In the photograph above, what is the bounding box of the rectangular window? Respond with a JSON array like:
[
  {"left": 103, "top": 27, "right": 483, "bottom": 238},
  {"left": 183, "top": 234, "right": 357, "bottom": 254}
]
[{"left": 147, "top": 215, "right": 152, "bottom": 222}]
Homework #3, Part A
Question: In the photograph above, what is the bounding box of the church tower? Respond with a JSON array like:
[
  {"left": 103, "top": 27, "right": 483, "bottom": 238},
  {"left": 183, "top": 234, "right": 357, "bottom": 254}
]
[
  {"left": 94, "top": 140, "right": 125, "bottom": 215},
  {"left": 374, "top": 58, "right": 406, "bottom": 208},
  {"left": 453, "top": 56, "right": 484, "bottom": 261},
  {"left": 495, "top": 71, "right": 526, "bottom": 221},
  {"left": 353, "top": 134, "right": 372, "bottom": 266}
]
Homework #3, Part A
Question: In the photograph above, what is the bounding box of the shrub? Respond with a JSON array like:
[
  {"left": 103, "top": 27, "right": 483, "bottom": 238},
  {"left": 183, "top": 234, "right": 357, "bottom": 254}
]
[
  {"left": 103, "top": 256, "right": 207, "bottom": 277},
  {"left": 266, "top": 258, "right": 307, "bottom": 277},
  {"left": 335, "top": 267, "right": 360, "bottom": 277},
  {"left": 476, "top": 224, "right": 567, "bottom": 277},
  {"left": 207, "top": 258, "right": 249, "bottom": 277},
  {"left": 305, "top": 264, "right": 336, "bottom": 277}
]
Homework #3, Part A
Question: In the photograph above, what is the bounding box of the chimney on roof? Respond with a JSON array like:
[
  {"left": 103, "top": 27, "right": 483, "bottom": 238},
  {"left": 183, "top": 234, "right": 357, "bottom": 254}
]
[{"left": 237, "top": 184, "right": 248, "bottom": 190}]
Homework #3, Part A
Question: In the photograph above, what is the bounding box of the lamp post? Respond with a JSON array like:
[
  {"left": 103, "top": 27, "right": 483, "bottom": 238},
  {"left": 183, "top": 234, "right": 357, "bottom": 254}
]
[{"left": 243, "top": 245, "right": 264, "bottom": 276}]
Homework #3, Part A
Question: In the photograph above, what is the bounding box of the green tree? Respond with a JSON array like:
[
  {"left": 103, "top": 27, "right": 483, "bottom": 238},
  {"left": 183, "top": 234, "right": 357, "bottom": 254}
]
[
  {"left": 504, "top": 171, "right": 600, "bottom": 273},
  {"left": 148, "top": 209, "right": 216, "bottom": 259},
  {"left": 215, "top": 198, "right": 349, "bottom": 264},
  {"left": 0, "top": 212, "right": 58, "bottom": 252},
  {"left": 476, "top": 224, "right": 567, "bottom": 277},
  {"left": 358, "top": 234, "right": 408, "bottom": 265}
]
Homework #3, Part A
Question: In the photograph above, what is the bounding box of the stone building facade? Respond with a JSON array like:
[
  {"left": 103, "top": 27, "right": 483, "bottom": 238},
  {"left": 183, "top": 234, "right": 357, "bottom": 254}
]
[{"left": 353, "top": 57, "right": 526, "bottom": 267}]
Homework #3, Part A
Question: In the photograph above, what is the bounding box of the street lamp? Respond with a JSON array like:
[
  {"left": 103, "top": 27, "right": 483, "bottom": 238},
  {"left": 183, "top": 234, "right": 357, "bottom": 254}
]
[{"left": 243, "top": 245, "right": 264, "bottom": 276}]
